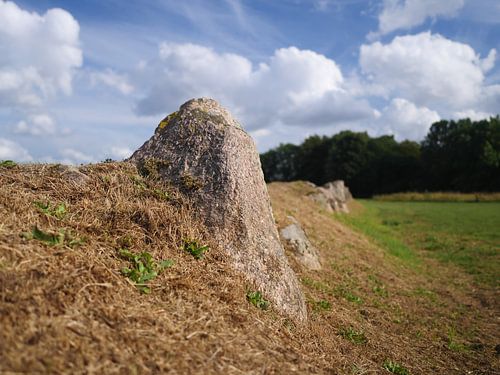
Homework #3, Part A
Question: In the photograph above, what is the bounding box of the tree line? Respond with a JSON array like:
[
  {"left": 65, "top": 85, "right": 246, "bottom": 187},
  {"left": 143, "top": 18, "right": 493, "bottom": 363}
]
[{"left": 260, "top": 117, "right": 500, "bottom": 197}]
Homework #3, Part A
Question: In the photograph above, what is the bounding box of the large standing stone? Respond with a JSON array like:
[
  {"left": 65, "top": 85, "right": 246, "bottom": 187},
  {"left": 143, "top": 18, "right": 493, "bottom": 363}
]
[{"left": 129, "top": 98, "right": 307, "bottom": 322}]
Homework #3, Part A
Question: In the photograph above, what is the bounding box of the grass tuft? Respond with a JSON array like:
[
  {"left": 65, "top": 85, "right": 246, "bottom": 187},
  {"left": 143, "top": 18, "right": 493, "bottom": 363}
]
[
  {"left": 34, "top": 201, "right": 67, "bottom": 219},
  {"left": 313, "top": 299, "right": 332, "bottom": 311},
  {"left": 119, "top": 249, "right": 174, "bottom": 294},
  {"left": 0, "top": 160, "right": 17, "bottom": 168},
  {"left": 338, "top": 326, "right": 367, "bottom": 344},
  {"left": 22, "top": 226, "right": 84, "bottom": 248},
  {"left": 382, "top": 360, "right": 410, "bottom": 374},
  {"left": 246, "top": 290, "right": 270, "bottom": 310},
  {"left": 182, "top": 239, "right": 208, "bottom": 260}
]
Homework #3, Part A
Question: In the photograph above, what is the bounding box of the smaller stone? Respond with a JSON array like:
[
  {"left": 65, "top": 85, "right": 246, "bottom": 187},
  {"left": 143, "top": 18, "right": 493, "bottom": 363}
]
[
  {"left": 281, "top": 217, "right": 321, "bottom": 270},
  {"left": 309, "top": 180, "right": 352, "bottom": 213},
  {"left": 57, "top": 165, "right": 90, "bottom": 186}
]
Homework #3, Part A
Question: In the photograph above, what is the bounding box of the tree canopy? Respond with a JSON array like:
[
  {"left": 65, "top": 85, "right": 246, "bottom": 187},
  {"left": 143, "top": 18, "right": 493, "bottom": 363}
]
[{"left": 260, "top": 117, "right": 500, "bottom": 197}]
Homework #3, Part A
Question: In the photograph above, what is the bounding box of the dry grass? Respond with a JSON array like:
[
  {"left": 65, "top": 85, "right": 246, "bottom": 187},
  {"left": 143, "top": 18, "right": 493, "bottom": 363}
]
[
  {"left": 0, "top": 165, "right": 498, "bottom": 374},
  {"left": 374, "top": 191, "right": 500, "bottom": 202},
  {"left": 269, "top": 181, "right": 499, "bottom": 375},
  {"left": 0, "top": 163, "right": 314, "bottom": 374}
]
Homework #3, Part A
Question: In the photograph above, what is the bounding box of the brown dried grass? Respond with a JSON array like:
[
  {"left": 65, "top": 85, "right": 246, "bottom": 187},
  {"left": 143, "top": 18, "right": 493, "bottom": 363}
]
[
  {"left": 269, "top": 181, "right": 499, "bottom": 375},
  {"left": 0, "top": 163, "right": 314, "bottom": 374},
  {"left": 0, "top": 165, "right": 498, "bottom": 374}
]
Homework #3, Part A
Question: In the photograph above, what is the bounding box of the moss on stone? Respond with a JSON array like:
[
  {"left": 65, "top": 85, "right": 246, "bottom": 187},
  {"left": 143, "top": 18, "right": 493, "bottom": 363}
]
[
  {"left": 157, "top": 111, "right": 179, "bottom": 130},
  {"left": 138, "top": 158, "right": 170, "bottom": 180},
  {"left": 180, "top": 172, "right": 203, "bottom": 191}
]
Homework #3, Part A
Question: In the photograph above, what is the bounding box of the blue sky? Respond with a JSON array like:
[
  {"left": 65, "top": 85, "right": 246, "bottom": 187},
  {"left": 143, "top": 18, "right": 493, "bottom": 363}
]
[{"left": 0, "top": 0, "right": 499, "bottom": 163}]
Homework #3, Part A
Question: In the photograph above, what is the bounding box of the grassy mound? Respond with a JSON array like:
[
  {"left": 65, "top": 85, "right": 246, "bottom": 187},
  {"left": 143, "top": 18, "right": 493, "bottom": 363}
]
[
  {"left": 0, "top": 164, "right": 498, "bottom": 374},
  {"left": 0, "top": 163, "right": 309, "bottom": 374}
]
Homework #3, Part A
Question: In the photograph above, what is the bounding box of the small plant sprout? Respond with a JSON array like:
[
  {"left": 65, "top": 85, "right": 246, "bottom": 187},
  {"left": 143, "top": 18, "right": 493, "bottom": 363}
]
[
  {"left": 182, "top": 239, "right": 208, "bottom": 260},
  {"left": 22, "top": 226, "right": 84, "bottom": 248},
  {"left": 153, "top": 188, "right": 170, "bottom": 201},
  {"left": 313, "top": 299, "right": 332, "bottom": 311},
  {"left": 382, "top": 360, "right": 410, "bottom": 375},
  {"left": 119, "top": 249, "right": 174, "bottom": 294},
  {"left": 335, "top": 285, "right": 363, "bottom": 304},
  {"left": 338, "top": 326, "right": 367, "bottom": 344},
  {"left": 0, "top": 160, "right": 17, "bottom": 168},
  {"left": 246, "top": 290, "right": 270, "bottom": 310},
  {"left": 34, "top": 201, "right": 67, "bottom": 219}
]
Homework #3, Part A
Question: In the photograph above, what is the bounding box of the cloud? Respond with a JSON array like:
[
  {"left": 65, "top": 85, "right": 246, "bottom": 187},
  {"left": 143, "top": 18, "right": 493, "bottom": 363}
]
[
  {"left": 0, "top": 0, "right": 82, "bottom": 149},
  {"left": 60, "top": 148, "right": 94, "bottom": 165},
  {"left": 0, "top": 138, "right": 32, "bottom": 161},
  {"left": 369, "top": 0, "right": 465, "bottom": 39},
  {"left": 110, "top": 146, "right": 132, "bottom": 160},
  {"left": 90, "top": 69, "right": 134, "bottom": 95},
  {"left": 480, "top": 84, "right": 500, "bottom": 114},
  {"left": 135, "top": 43, "right": 373, "bottom": 131},
  {"left": 0, "top": 0, "right": 82, "bottom": 111},
  {"left": 360, "top": 32, "right": 496, "bottom": 110},
  {"left": 453, "top": 109, "right": 495, "bottom": 121},
  {"left": 376, "top": 98, "right": 440, "bottom": 140},
  {"left": 14, "top": 114, "right": 57, "bottom": 136}
]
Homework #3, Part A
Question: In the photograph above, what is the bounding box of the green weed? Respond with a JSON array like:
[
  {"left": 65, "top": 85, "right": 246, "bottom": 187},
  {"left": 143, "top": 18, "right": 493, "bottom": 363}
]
[
  {"left": 34, "top": 201, "right": 67, "bottom": 219},
  {"left": 373, "top": 285, "right": 389, "bottom": 297},
  {"left": 153, "top": 188, "right": 170, "bottom": 201},
  {"left": 382, "top": 219, "right": 400, "bottom": 226},
  {"left": 301, "top": 277, "right": 331, "bottom": 293},
  {"left": 335, "top": 285, "right": 362, "bottom": 304},
  {"left": 338, "top": 326, "right": 367, "bottom": 344},
  {"left": 0, "top": 160, "right": 17, "bottom": 168},
  {"left": 182, "top": 239, "right": 208, "bottom": 260},
  {"left": 382, "top": 360, "right": 410, "bottom": 374},
  {"left": 313, "top": 299, "right": 332, "bottom": 311},
  {"left": 119, "top": 249, "right": 174, "bottom": 294},
  {"left": 22, "top": 226, "right": 84, "bottom": 248},
  {"left": 246, "top": 290, "right": 270, "bottom": 310},
  {"left": 369, "top": 275, "right": 389, "bottom": 297},
  {"left": 447, "top": 328, "right": 466, "bottom": 352},
  {"left": 131, "top": 175, "right": 147, "bottom": 190},
  {"left": 413, "top": 287, "right": 437, "bottom": 302}
]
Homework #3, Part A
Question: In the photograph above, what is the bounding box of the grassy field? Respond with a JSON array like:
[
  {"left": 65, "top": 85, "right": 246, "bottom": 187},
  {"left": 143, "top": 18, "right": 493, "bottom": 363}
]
[
  {"left": 339, "top": 200, "right": 500, "bottom": 286},
  {"left": 374, "top": 192, "right": 500, "bottom": 202}
]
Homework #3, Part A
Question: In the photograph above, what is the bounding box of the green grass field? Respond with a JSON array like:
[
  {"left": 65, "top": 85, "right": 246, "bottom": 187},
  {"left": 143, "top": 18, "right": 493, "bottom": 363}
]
[{"left": 339, "top": 201, "right": 500, "bottom": 286}]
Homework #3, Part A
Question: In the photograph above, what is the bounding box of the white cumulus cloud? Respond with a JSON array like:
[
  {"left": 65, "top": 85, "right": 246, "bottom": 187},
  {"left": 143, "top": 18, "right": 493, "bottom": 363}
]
[
  {"left": 369, "top": 0, "right": 465, "bottom": 39},
  {"left": 452, "top": 109, "right": 495, "bottom": 121},
  {"left": 60, "top": 148, "right": 94, "bottom": 164},
  {"left": 110, "top": 146, "right": 132, "bottom": 160},
  {"left": 0, "top": 0, "right": 82, "bottom": 110},
  {"left": 0, "top": 138, "right": 32, "bottom": 161},
  {"left": 90, "top": 68, "right": 133, "bottom": 95},
  {"left": 376, "top": 98, "right": 440, "bottom": 140},
  {"left": 135, "top": 43, "right": 373, "bottom": 131},
  {"left": 360, "top": 32, "right": 496, "bottom": 110},
  {"left": 14, "top": 114, "right": 56, "bottom": 136}
]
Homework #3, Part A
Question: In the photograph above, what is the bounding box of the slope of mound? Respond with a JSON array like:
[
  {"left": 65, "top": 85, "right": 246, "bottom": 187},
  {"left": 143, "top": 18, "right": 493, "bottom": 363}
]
[
  {"left": 0, "top": 163, "right": 311, "bottom": 374},
  {"left": 0, "top": 164, "right": 497, "bottom": 374},
  {"left": 269, "top": 181, "right": 498, "bottom": 374}
]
